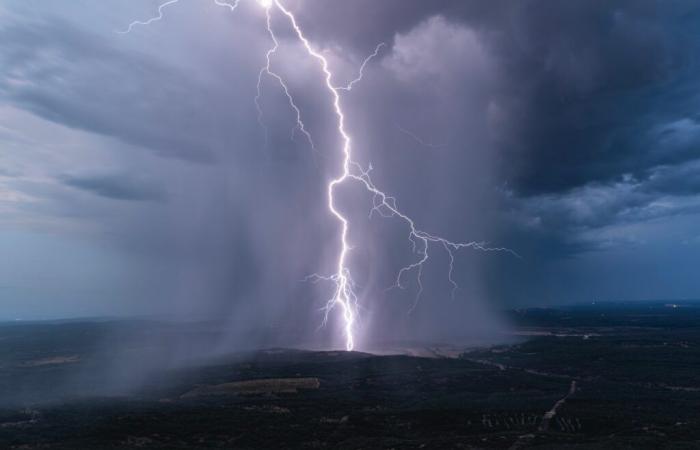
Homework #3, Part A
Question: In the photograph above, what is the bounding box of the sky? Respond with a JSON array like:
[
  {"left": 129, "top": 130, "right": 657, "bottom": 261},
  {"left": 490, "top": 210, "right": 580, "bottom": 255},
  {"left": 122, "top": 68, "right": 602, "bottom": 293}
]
[{"left": 1, "top": 0, "right": 699, "bottom": 345}]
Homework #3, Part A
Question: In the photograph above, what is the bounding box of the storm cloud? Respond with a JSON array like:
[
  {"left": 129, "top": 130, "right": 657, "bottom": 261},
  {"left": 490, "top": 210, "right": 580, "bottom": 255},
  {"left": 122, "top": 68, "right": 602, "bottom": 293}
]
[{"left": 0, "top": 0, "right": 699, "bottom": 349}]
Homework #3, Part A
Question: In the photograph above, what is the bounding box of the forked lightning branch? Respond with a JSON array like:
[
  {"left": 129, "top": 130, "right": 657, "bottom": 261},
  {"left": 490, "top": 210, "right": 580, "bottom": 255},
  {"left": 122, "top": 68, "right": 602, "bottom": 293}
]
[{"left": 119, "top": 0, "right": 515, "bottom": 351}]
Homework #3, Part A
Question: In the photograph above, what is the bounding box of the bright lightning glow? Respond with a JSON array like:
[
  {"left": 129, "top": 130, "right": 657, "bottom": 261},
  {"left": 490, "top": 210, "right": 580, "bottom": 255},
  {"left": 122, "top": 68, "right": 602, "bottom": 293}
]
[{"left": 119, "top": 0, "right": 517, "bottom": 352}]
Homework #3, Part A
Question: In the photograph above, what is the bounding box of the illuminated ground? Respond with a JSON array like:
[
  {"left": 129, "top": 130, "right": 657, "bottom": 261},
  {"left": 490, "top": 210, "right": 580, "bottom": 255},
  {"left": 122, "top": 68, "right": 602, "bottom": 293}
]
[{"left": 1, "top": 302, "right": 699, "bottom": 449}]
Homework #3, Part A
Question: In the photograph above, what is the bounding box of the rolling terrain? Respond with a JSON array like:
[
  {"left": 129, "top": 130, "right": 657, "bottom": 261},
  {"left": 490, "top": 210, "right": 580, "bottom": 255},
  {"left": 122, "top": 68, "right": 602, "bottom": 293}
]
[{"left": 0, "top": 302, "right": 698, "bottom": 449}]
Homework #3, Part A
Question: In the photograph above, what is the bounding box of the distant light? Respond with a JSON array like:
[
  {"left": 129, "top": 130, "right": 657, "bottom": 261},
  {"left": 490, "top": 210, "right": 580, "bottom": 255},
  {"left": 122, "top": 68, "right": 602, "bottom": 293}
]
[{"left": 258, "top": 0, "right": 272, "bottom": 9}]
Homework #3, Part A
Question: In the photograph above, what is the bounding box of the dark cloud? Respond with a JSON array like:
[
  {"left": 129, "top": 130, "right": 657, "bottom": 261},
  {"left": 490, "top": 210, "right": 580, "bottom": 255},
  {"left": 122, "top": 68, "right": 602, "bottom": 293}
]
[
  {"left": 61, "top": 174, "right": 164, "bottom": 202},
  {"left": 470, "top": 0, "right": 699, "bottom": 196},
  {"left": 291, "top": 1, "right": 700, "bottom": 252},
  {"left": 643, "top": 161, "right": 700, "bottom": 197},
  {"left": 302, "top": 0, "right": 700, "bottom": 195}
]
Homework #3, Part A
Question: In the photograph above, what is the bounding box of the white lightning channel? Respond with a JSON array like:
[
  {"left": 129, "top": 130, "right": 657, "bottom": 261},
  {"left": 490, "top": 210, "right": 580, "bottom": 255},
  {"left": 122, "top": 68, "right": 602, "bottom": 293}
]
[
  {"left": 119, "top": 0, "right": 517, "bottom": 352},
  {"left": 336, "top": 42, "right": 386, "bottom": 91},
  {"left": 256, "top": 7, "right": 316, "bottom": 155},
  {"left": 117, "top": 0, "right": 180, "bottom": 34},
  {"left": 270, "top": 0, "right": 359, "bottom": 350},
  {"left": 213, "top": 0, "right": 241, "bottom": 12}
]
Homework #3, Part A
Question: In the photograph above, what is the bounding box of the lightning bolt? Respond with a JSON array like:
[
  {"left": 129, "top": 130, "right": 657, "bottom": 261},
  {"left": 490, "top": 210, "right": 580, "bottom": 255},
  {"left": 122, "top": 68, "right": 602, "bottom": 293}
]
[
  {"left": 267, "top": 1, "right": 359, "bottom": 350},
  {"left": 336, "top": 42, "right": 386, "bottom": 92},
  {"left": 271, "top": 0, "right": 518, "bottom": 349},
  {"left": 119, "top": 0, "right": 517, "bottom": 352},
  {"left": 117, "top": 0, "right": 180, "bottom": 34},
  {"left": 255, "top": 6, "right": 316, "bottom": 155},
  {"left": 213, "top": 0, "right": 241, "bottom": 12}
]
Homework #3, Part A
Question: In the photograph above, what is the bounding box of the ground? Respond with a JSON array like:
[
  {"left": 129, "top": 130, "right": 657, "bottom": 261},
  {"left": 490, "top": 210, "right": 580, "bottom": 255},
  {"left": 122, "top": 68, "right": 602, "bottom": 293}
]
[{"left": 0, "top": 302, "right": 699, "bottom": 449}]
